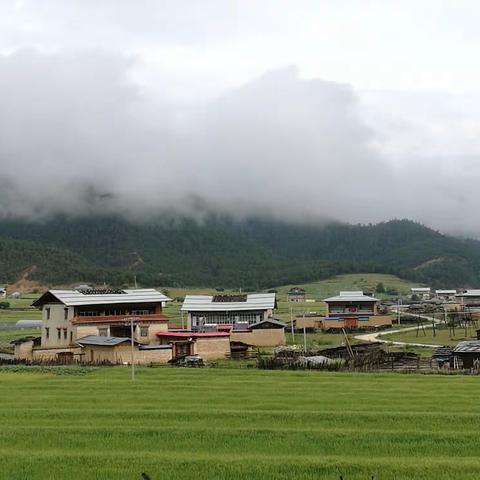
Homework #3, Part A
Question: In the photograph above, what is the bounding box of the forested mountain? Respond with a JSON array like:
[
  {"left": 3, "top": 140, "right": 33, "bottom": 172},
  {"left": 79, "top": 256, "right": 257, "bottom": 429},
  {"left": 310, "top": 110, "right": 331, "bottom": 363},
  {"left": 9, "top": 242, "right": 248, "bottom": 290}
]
[{"left": 0, "top": 215, "right": 479, "bottom": 289}]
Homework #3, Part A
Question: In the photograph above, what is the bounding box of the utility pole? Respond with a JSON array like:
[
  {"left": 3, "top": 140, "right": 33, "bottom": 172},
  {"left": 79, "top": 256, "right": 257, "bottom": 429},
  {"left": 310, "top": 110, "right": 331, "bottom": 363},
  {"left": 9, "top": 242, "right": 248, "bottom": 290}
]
[
  {"left": 303, "top": 308, "right": 307, "bottom": 352},
  {"left": 125, "top": 317, "right": 139, "bottom": 382},
  {"left": 290, "top": 305, "right": 295, "bottom": 343},
  {"left": 130, "top": 318, "right": 135, "bottom": 381}
]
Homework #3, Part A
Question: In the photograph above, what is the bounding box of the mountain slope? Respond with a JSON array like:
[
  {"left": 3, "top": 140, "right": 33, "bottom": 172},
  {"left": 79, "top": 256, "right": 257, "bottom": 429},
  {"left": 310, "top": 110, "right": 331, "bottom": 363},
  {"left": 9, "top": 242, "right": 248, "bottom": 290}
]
[{"left": 0, "top": 216, "right": 479, "bottom": 288}]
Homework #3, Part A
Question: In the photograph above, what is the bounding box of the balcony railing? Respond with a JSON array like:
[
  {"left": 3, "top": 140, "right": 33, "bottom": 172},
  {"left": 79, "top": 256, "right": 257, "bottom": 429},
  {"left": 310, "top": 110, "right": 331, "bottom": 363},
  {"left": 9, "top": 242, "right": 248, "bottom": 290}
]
[{"left": 72, "top": 313, "right": 168, "bottom": 324}]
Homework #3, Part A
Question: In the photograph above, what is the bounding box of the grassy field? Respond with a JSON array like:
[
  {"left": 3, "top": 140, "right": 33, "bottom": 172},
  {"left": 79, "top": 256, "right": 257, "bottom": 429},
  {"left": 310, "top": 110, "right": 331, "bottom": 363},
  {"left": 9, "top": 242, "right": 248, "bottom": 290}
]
[
  {"left": 383, "top": 325, "right": 478, "bottom": 346},
  {"left": 0, "top": 294, "right": 41, "bottom": 323},
  {"left": 273, "top": 273, "right": 419, "bottom": 302},
  {"left": 1, "top": 367, "right": 480, "bottom": 479}
]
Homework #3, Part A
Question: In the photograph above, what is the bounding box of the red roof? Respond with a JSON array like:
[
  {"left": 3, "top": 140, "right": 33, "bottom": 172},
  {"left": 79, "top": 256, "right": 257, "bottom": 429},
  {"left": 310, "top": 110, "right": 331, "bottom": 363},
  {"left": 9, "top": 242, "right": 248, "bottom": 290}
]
[{"left": 156, "top": 331, "right": 230, "bottom": 338}]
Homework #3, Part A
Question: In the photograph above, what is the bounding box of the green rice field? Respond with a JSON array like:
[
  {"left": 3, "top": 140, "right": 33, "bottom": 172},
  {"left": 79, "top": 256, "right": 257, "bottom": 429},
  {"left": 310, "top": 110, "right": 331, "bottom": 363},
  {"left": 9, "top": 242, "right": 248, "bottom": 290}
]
[{"left": 1, "top": 367, "right": 479, "bottom": 479}]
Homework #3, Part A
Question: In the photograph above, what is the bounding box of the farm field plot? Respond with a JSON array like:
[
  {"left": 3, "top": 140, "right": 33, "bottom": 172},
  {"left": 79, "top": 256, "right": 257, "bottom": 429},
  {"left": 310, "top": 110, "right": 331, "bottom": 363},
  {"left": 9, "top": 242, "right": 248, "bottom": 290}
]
[
  {"left": 1, "top": 368, "right": 480, "bottom": 479},
  {"left": 383, "top": 326, "right": 477, "bottom": 346}
]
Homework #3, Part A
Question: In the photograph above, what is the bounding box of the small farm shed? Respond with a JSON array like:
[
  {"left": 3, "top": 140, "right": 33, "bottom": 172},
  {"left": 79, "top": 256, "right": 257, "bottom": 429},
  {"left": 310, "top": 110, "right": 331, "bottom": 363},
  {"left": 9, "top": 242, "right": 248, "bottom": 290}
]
[
  {"left": 453, "top": 341, "right": 480, "bottom": 369},
  {"left": 76, "top": 335, "right": 172, "bottom": 364},
  {"left": 10, "top": 336, "right": 41, "bottom": 360}
]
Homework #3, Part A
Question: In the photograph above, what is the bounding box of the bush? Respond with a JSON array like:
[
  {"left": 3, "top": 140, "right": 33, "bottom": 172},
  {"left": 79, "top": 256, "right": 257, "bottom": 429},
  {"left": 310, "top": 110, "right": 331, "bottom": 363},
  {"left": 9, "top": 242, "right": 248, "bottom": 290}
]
[{"left": 0, "top": 301, "right": 10, "bottom": 309}]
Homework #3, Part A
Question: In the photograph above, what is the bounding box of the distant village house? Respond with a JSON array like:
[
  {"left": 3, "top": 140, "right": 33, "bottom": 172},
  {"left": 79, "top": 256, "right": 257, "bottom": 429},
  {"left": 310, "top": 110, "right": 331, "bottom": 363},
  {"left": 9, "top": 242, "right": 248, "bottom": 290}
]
[
  {"left": 435, "top": 290, "right": 457, "bottom": 302},
  {"left": 410, "top": 287, "right": 431, "bottom": 300},
  {"left": 321, "top": 291, "right": 392, "bottom": 331},
  {"left": 455, "top": 290, "right": 480, "bottom": 307},
  {"left": 287, "top": 287, "right": 306, "bottom": 302}
]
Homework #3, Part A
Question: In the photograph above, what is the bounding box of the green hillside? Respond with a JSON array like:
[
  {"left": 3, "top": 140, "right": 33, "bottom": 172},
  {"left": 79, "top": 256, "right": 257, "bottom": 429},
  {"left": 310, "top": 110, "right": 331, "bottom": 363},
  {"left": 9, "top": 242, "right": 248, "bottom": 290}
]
[{"left": 0, "top": 215, "right": 479, "bottom": 288}]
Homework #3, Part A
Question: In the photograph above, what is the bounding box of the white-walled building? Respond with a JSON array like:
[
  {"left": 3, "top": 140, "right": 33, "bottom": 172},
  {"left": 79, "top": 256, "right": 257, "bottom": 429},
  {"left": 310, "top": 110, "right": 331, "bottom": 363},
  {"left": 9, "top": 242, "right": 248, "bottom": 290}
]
[
  {"left": 181, "top": 293, "right": 276, "bottom": 330},
  {"left": 25, "top": 288, "right": 171, "bottom": 361}
]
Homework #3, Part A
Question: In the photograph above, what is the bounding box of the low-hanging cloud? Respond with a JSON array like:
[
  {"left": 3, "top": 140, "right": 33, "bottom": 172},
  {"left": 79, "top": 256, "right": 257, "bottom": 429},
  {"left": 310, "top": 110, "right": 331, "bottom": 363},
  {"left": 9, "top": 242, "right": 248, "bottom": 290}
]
[{"left": 0, "top": 49, "right": 479, "bottom": 235}]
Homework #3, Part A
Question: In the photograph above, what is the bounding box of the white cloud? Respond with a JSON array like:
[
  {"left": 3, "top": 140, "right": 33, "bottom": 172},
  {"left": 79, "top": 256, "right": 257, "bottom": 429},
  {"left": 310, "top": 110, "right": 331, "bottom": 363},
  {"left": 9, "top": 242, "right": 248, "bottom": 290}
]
[{"left": 1, "top": 2, "right": 480, "bottom": 234}]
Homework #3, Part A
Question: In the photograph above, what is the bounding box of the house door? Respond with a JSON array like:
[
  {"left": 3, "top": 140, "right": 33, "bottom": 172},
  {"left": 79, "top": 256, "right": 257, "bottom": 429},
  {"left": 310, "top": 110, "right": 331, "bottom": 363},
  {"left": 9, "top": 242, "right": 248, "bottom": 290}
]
[
  {"left": 174, "top": 341, "right": 193, "bottom": 359},
  {"left": 344, "top": 317, "right": 358, "bottom": 329}
]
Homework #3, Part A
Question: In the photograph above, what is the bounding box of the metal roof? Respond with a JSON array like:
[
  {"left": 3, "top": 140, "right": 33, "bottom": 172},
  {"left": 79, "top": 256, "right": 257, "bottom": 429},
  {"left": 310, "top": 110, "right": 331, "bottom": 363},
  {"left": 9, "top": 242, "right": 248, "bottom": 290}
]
[
  {"left": 33, "top": 289, "right": 171, "bottom": 307},
  {"left": 15, "top": 320, "right": 42, "bottom": 328},
  {"left": 435, "top": 290, "right": 457, "bottom": 294},
  {"left": 138, "top": 344, "right": 172, "bottom": 350},
  {"left": 456, "top": 290, "right": 480, "bottom": 297},
  {"left": 249, "top": 319, "right": 287, "bottom": 329},
  {"left": 453, "top": 341, "right": 480, "bottom": 353},
  {"left": 411, "top": 287, "right": 431, "bottom": 292},
  {"left": 323, "top": 291, "right": 378, "bottom": 303},
  {"left": 76, "top": 335, "right": 132, "bottom": 347},
  {"left": 181, "top": 293, "right": 276, "bottom": 312}
]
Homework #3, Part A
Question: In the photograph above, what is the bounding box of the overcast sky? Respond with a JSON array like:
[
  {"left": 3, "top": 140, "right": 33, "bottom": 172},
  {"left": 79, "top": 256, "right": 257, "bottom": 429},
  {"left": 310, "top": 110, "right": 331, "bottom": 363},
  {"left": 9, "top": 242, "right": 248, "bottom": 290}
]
[{"left": 1, "top": 0, "right": 480, "bottom": 234}]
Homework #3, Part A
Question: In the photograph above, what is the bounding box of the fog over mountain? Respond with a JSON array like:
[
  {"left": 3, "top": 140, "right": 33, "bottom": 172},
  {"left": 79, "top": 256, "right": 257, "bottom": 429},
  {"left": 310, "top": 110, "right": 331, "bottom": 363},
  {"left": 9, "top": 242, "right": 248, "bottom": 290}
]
[{"left": 1, "top": 1, "right": 480, "bottom": 235}]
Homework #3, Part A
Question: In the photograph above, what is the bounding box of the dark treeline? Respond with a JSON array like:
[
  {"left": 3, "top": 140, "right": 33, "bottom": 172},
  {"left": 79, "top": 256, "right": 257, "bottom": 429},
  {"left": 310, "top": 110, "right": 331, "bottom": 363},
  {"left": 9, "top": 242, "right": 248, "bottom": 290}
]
[{"left": 0, "top": 215, "right": 479, "bottom": 289}]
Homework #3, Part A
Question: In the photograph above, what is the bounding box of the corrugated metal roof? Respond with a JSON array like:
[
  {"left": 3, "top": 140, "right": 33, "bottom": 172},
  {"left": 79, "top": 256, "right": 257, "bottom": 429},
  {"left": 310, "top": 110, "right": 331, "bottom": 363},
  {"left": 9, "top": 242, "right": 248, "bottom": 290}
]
[
  {"left": 34, "top": 289, "right": 171, "bottom": 307},
  {"left": 453, "top": 341, "right": 480, "bottom": 353},
  {"left": 456, "top": 290, "right": 480, "bottom": 297},
  {"left": 436, "top": 290, "right": 457, "bottom": 294},
  {"left": 249, "top": 319, "right": 286, "bottom": 329},
  {"left": 138, "top": 344, "right": 172, "bottom": 350},
  {"left": 181, "top": 293, "right": 276, "bottom": 312},
  {"left": 15, "top": 320, "right": 42, "bottom": 328},
  {"left": 324, "top": 291, "right": 378, "bottom": 302},
  {"left": 411, "top": 287, "right": 431, "bottom": 292},
  {"left": 76, "top": 335, "right": 131, "bottom": 346}
]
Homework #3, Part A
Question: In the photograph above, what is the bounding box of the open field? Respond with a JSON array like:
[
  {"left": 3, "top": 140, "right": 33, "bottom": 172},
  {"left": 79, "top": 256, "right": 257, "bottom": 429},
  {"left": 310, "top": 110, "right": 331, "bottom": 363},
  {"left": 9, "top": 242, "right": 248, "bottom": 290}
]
[
  {"left": 0, "top": 293, "right": 41, "bottom": 324},
  {"left": 273, "top": 273, "right": 419, "bottom": 302},
  {"left": 1, "top": 367, "right": 480, "bottom": 479},
  {"left": 383, "top": 325, "right": 478, "bottom": 346}
]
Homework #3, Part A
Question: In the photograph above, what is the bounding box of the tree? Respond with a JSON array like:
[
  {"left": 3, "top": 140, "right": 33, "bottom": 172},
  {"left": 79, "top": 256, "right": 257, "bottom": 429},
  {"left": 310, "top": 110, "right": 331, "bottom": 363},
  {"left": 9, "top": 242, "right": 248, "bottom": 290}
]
[{"left": 375, "top": 282, "right": 385, "bottom": 294}]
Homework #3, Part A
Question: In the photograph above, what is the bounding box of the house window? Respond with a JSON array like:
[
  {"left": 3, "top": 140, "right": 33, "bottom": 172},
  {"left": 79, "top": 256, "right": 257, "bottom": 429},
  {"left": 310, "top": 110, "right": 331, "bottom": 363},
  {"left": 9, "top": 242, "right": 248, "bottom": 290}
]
[
  {"left": 132, "top": 309, "right": 151, "bottom": 316},
  {"left": 78, "top": 311, "right": 101, "bottom": 317},
  {"left": 63, "top": 328, "right": 68, "bottom": 339},
  {"left": 64, "top": 308, "right": 69, "bottom": 320},
  {"left": 70, "top": 331, "right": 73, "bottom": 343},
  {"left": 46, "top": 307, "right": 50, "bottom": 320},
  {"left": 140, "top": 326, "right": 149, "bottom": 337},
  {"left": 98, "top": 327, "right": 108, "bottom": 337},
  {"left": 57, "top": 329, "right": 61, "bottom": 340},
  {"left": 45, "top": 327, "right": 49, "bottom": 339}
]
